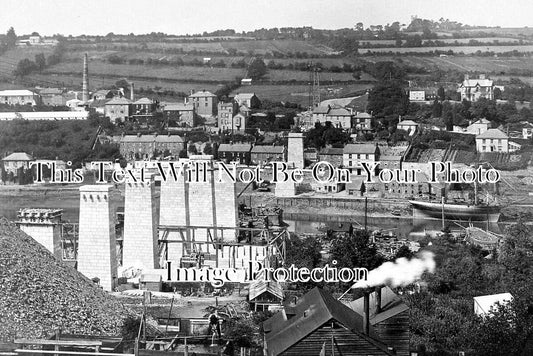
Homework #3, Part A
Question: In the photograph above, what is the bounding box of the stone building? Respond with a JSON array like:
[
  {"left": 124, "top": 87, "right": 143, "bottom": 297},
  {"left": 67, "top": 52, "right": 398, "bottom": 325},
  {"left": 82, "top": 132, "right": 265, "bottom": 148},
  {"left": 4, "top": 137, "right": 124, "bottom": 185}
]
[
  {"left": 217, "top": 143, "right": 252, "bottom": 164},
  {"left": 119, "top": 134, "right": 185, "bottom": 160},
  {"left": 188, "top": 90, "right": 218, "bottom": 117},
  {"left": 0, "top": 89, "right": 40, "bottom": 106},
  {"left": 251, "top": 145, "right": 286, "bottom": 165},
  {"left": 105, "top": 97, "right": 132, "bottom": 123}
]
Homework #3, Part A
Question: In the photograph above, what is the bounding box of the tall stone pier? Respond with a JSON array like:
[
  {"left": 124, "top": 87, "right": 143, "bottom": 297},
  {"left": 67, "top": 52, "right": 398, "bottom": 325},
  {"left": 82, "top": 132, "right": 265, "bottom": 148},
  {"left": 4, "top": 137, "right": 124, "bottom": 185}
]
[
  {"left": 287, "top": 132, "right": 305, "bottom": 169},
  {"left": 77, "top": 185, "right": 117, "bottom": 291},
  {"left": 122, "top": 174, "right": 158, "bottom": 270}
]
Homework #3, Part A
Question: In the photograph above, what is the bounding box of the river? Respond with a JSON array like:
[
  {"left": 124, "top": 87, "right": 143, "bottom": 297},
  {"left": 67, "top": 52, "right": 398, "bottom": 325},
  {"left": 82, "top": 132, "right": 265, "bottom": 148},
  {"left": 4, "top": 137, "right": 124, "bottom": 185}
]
[{"left": 0, "top": 189, "right": 506, "bottom": 240}]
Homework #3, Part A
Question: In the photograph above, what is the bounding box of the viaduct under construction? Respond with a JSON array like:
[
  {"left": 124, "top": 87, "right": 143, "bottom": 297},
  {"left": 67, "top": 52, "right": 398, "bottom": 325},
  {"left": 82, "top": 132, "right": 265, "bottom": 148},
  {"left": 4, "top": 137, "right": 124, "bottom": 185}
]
[{"left": 17, "top": 156, "right": 289, "bottom": 291}]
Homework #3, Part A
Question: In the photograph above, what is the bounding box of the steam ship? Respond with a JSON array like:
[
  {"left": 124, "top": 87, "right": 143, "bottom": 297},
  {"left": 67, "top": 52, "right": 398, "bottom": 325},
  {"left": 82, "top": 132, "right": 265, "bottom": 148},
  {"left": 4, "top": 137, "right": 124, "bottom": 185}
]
[{"left": 409, "top": 200, "right": 501, "bottom": 223}]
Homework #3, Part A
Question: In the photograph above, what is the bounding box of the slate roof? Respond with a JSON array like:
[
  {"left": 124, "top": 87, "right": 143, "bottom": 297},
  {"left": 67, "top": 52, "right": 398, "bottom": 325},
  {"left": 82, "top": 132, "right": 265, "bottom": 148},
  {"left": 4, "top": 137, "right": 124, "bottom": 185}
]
[
  {"left": 120, "top": 134, "right": 184, "bottom": 143},
  {"left": 476, "top": 128, "right": 508, "bottom": 139},
  {"left": 319, "top": 147, "right": 344, "bottom": 155},
  {"left": 218, "top": 143, "right": 252, "bottom": 152},
  {"left": 134, "top": 97, "right": 154, "bottom": 105},
  {"left": 234, "top": 93, "right": 256, "bottom": 101},
  {"left": 327, "top": 107, "right": 352, "bottom": 116},
  {"left": 462, "top": 79, "right": 493, "bottom": 87},
  {"left": 344, "top": 144, "right": 378, "bottom": 155},
  {"left": 106, "top": 97, "right": 132, "bottom": 105},
  {"left": 2, "top": 152, "right": 33, "bottom": 161},
  {"left": 189, "top": 90, "right": 216, "bottom": 98},
  {"left": 251, "top": 145, "right": 285, "bottom": 154}
]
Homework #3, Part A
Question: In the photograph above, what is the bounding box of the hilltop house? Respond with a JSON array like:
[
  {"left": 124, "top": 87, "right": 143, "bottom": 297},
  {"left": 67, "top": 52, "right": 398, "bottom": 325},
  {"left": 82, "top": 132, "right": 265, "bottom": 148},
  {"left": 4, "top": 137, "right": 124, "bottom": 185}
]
[{"left": 459, "top": 74, "right": 494, "bottom": 102}]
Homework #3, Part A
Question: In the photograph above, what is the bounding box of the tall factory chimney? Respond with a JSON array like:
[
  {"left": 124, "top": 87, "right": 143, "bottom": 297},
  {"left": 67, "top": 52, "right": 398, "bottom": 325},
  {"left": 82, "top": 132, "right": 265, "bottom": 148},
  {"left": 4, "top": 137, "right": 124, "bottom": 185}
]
[
  {"left": 82, "top": 53, "right": 89, "bottom": 102},
  {"left": 130, "top": 82, "right": 134, "bottom": 101}
]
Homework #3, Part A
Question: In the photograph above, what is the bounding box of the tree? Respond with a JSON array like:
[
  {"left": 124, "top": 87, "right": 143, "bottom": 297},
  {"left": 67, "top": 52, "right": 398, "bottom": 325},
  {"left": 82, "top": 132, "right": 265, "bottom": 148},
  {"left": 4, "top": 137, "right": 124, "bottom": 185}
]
[
  {"left": 203, "top": 142, "right": 213, "bottom": 155},
  {"left": 6, "top": 27, "right": 17, "bottom": 48},
  {"left": 247, "top": 58, "right": 267, "bottom": 80},
  {"left": 13, "top": 58, "right": 37, "bottom": 77},
  {"left": 188, "top": 143, "right": 198, "bottom": 155},
  {"left": 367, "top": 81, "right": 409, "bottom": 118},
  {"left": 437, "top": 86, "right": 445, "bottom": 101},
  {"left": 35, "top": 53, "right": 46, "bottom": 72}
]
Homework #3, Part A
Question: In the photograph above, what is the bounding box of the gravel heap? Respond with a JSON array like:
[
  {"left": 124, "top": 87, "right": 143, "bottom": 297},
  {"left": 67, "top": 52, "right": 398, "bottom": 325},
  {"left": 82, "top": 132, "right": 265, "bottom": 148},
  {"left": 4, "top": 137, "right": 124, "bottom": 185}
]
[{"left": 0, "top": 218, "right": 131, "bottom": 338}]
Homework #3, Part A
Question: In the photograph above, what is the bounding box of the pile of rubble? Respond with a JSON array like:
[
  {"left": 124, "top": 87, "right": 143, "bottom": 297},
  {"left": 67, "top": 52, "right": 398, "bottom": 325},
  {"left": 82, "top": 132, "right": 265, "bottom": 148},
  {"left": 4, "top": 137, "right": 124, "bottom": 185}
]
[{"left": 0, "top": 219, "right": 131, "bottom": 339}]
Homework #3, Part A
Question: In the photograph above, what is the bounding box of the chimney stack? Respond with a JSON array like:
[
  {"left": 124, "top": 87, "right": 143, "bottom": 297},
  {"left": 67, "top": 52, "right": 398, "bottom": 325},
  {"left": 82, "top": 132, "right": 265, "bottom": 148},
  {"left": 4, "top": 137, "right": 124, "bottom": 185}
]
[
  {"left": 375, "top": 287, "right": 382, "bottom": 314},
  {"left": 130, "top": 82, "right": 134, "bottom": 101},
  {"left": 82, "top": 53, "right": 89, "bottom": 102},
  {"left": 363, "top": 292, "right": 370, "bottom": 335}
]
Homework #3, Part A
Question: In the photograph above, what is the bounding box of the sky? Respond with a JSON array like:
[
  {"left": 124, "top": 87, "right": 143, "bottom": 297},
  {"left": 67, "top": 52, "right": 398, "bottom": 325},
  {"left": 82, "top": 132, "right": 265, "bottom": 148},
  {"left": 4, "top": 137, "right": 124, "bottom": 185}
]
[{"left": 1, "top": 0, "right": 532, "bottom": 36}]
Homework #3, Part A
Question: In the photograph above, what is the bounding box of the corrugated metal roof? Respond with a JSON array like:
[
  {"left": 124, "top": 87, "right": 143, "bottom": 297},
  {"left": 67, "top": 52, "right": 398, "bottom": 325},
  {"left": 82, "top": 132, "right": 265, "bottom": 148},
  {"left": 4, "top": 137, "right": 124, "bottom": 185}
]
[
  {"left": 343, "top": 144, "right": 378, "bottom": 154},
  {"left": 2, "top": 152, "right": 33, "bottom": 161}
]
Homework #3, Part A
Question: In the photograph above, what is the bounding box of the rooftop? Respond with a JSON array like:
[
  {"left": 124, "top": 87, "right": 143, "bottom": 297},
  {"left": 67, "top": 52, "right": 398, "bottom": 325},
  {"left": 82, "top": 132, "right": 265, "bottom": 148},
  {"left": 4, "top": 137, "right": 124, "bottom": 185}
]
[
  {"left": 251, "top": 145, "right": 285, "bottom": 154},
  {"left": 344, "top": 144, "right": 378, "bottom": 155},
  {"left": 218, "top": 143, "right": 252, "bottom": 152},
  {"left": 476, "top": 128, "right": 508, "bottom": 139},
  {"left": 189, "top": 90, "right": 216, "bottom": 98},
  {"left": 106, "top": 97, "right": 132, "bottom": 105},
  {"left": 2, "top": 152, "right": 33, "bottom": 161},
  {"left": 0, "top": 89, "right": 36, "bottom": 96}
]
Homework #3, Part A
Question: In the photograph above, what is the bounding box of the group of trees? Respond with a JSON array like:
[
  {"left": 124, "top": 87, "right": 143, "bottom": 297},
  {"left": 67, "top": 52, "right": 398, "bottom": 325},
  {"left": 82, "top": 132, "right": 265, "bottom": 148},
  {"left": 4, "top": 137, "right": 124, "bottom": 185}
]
[
  {"left": 408, "top": 222, "right": 533, "bottom": 355},
  {"left": 304, "top": 121, "right": 351, "bottom": 149}
]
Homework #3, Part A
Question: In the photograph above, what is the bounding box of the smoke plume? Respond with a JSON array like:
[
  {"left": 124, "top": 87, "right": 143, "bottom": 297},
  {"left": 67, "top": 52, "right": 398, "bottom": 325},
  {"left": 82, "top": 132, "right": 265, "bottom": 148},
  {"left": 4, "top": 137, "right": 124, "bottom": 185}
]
[{"left": 352, "top": 251, "right": 436, "bottom": 289}]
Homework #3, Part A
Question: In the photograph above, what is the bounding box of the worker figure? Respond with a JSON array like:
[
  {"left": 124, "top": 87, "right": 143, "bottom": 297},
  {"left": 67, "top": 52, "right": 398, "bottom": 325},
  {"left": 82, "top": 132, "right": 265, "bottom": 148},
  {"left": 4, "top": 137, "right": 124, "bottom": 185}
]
[{"left": 208, "top": 310, "right": 221, "bottom": 340}]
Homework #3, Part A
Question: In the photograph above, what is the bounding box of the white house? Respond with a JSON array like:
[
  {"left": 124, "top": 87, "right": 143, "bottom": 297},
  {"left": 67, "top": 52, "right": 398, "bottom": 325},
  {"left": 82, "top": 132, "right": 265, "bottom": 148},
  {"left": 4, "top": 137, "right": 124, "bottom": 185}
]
[
  {"left": 467, "top": 118, "right": 491, "bottom": 135},
  {"left": 397, "top": 118, "right": 419, "bottom": 136},
  {"left": 476, "top": 129, "right": 510, "bottom": 153},
  {"left": 458, "top": 74, "right": 494, "bottom": 102}
]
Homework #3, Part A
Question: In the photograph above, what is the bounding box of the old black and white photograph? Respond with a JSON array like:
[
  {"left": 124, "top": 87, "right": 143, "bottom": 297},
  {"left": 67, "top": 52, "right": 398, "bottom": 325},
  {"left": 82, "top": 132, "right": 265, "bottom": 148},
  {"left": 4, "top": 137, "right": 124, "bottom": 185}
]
[{"left": 1, "top": 1, "right": 533, "bottom": 355}]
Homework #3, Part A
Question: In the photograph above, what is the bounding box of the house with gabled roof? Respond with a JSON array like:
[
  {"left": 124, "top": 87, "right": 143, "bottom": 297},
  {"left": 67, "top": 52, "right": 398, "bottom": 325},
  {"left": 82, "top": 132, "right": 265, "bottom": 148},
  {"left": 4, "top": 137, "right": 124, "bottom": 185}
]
[
  {"left": 234, "top": 93, "right": 260, "bottom": 109},
  {"left": 475, "top": 128, "right": 519, "bottom": 153},
  {"left": 459, "top": 74, "right": 494, "bottom": 102},
  {"left": 188, "top": 89, "right": 218, "bottom": 117},
  {"left": 104, "top": 97, "right": 132, "bottom": 123},
  {"left": 263, "top": 287, "right": 396, "bottom": 356},
  {"left": 343, "top": 144, "right": 379, "bottom": 175},
  {"left": 2, "top": 152, "right": 34, "bottom": 175}
]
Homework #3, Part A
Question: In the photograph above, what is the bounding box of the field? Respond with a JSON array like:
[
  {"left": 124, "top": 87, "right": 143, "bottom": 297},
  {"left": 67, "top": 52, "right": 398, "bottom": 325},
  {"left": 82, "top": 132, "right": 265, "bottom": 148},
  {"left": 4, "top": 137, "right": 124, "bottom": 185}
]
[
  {"left": 231, "top": 83, "right": 373, "bottom": 106},
  {"left": 360, "top": 45, "right": 533, "bottom": 54},
  {"left": 360, "top": 37, "right": 529, "bottom": 47},
  {"left": 363, "top": 55, "right": 533, "bottom": 74},
  {"left": 68, "top": 39, "right": 337, "bottom": 56}
]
